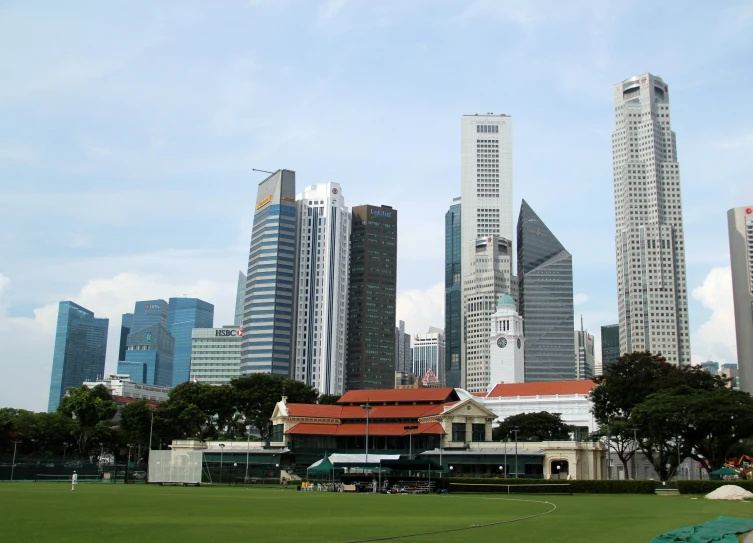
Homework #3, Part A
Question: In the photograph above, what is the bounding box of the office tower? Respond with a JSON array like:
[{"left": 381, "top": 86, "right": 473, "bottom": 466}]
[
  {"left": 167, "top": 297, "right": 214, "bottom": 386},
  {"left": 445, "top": 197, "right": 462, "bottom": 388},
  {"left": 47, "top": 302, "right": 109, "bottom": 412},
  {"left": 292, "top": 182, "right": 351, "bottom": 395},
  {"left": 118, "top": 313, "right": 133, "bottom": 362},
  {"left": 346, "top": 205, "right": 398, "bottom": 390},
  {"left": 489, "top": 294, "right": 525, "bottom": 388},
  {"left": 612, "top": 74, "right": 691, "bottom": 365},
  {"left": 190, "top": 326, "right": 242, "bottom": 385},
  {"left": 720, "top": 363, "right": 740, "bottom": 390},
  {"left": 131, "top": 300, "right": 168, "bottom": 332},
  {"left": 119, "top": 324, "right": 175, "bottom": 387},
  {"left": 727, "top": 206, "right": 753, "bottom": 393},
  {"left": 241, "top": 169, "right": 297, "bottom": 376},
  {"left": 700, "top": 361, "right": 720, "bottom": 374},
  {"left": 517, "top": 199, "right": 576, "bottom": 381},
  {"left": 574, "top": 326, "right": 595, "bottom": 380},
  {"left": 600, "top": 324, "right": 620, "bottom": 370},
  {"left": 395, "top": 320, "right": 411, "bottom": 373},
  {"left": 463, "top": 235, "right": 515, "bottom": 393},
  {"left": 412, "top": 327, "right": 445, "bottom": 385},
  {"left": 234, "top": 271, "right": 246, "bottom": 327}
]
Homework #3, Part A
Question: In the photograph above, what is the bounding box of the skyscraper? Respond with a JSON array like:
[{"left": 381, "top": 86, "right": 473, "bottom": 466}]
[
  {"left": 574, "top": 326, "right": 595, "bottom": 380},
  {"left": 444, "top": 197, "right": 462, "bottom": 388},
  {"left": 346, "top": 205, "right": 398, "bottom": 390},
  {"left": 119, "top": 324, "right": 174, "bottom": 387},
  {"left": 463, "top": 235, "right": 515, "bottom": 393},
  {"left": 118, "top": 313, "right": 133, "bottom": 363},
  {"left": 241, "top": 169, "right": 297, "bottom": 376},
  {"left": 234, "top": 271, "right": 246, "bottom": 327},
  {"left": 167, "top": 297, "right": 214, "bottom": 386},
  {"left": 48, "top": 301, "right": 109, "bottom": 412},
  {"left": 190, "top": 326, "right": 242, "bottom": 386},
  {"left": 600, "top": 324, "right": 620, "bottom": 370},
  {"left": 394, "top": 320, "right": 411, "bottom": 374},
  {"left": 517, "top": 199, "right": 575, "bottom": 382},
  {"left": 611, "top": 74, "right": 691, "bottom": 365},
  {"left": 727, "top": 206, "right": 753, "bottom": 392},
  {"left": 131, "top": 300, "right": 168, "bottom": 332},
  {"left": 412, "top": 327, "right": 445, "bottom": 385},
  {"left": 292, "top": 182, "right": 351, "bottom": 395}
]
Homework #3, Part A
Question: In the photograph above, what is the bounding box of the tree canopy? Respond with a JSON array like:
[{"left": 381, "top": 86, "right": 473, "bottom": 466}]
[{"left": 493, "top": 411, "right": 574, "bottom": 442}]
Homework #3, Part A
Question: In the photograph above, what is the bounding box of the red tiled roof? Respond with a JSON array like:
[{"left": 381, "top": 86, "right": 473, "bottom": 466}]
[
  {"left": 283, "top": 403, "right": 447, "bottom": 420},
  {"left": 114, "top": 396, "right": 161, "bottom": 408},
  {"left": 285, "top": 422, "right": 445, "bottom": 436},
  {"left": 337, "top": 388, "right": 457, "bottom": 404},
  {"left": 285, "top": 404, "right": 343, "bottom": 418},
  {"left": 485, "top": 381, "right": 596, "bottom": 398}
]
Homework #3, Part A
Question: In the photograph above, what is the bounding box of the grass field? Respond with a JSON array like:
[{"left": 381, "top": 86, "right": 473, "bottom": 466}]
[{"left": 1, "top": 483, "right": 753, "bottom": 543}]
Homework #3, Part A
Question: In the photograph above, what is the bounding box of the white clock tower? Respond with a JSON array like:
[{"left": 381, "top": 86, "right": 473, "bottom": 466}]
[{"left": 488, "top": 293, "right": 525, "bottom": 390}]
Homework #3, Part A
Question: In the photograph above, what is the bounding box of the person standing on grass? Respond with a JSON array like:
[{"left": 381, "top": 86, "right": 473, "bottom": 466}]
[{"left": 71, "top": 471, "right": 78, "bottom": 491}]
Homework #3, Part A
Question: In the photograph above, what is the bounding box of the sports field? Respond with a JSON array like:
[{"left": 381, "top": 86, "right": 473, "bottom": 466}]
[{"left": 1, "top": 484, "right": 752, "bottom": 543}]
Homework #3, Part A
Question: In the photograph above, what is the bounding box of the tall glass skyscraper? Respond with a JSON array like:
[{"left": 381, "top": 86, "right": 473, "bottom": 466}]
[
  {"left": 600, "top": 324, "right": 620, "bottom": 369},
  {"left": 48, "top": 301, "right": 109, "bottom": 412},
  {"left": 234, "top": 271, "right": 246, "bottom": 327},
  {"left": 444, "top": 197, "right": 462, "bottom": 388},
  {"left": 131, "top": 300, "right": 168, "bottom": 332},
  {"left": 118, "top": 313, "right": 133, "bottom": 362},
  {"left": 517, "top": 199, "right": 575, "bottom": 382},
  {"left": 119, "top": 324, "right": 175, "bottom": 387},
  {"left": 167, "top": 297, "right": 214, "bottom": 386},
  {"left": 241, "top": 169, "right": 298, "bottom": 376}
]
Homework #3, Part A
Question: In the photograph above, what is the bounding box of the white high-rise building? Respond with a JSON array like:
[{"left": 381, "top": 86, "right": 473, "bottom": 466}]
[
  {"left": 190, "top": 326, "right": 242, "bottom": 386},
  {"left": 727, "top": 206, "right": 753, "bottom": 393},
  {"left": 411, "top": 327, "right": 445, "bottom": 385},
  {"left": 463, "top": 236, "right": 515, "bottom": 393},
  {"left": 611, "top": 74, "right": 691, "bottom": 365},
  {"left": 488, "top": 294, "right": 524, "bottom": 389},
  {"left": 574, "top": 327, "right": 595, "bottom": 380},
  {"left": 293, "top": 182, "right": 351, "bottom": 395}
]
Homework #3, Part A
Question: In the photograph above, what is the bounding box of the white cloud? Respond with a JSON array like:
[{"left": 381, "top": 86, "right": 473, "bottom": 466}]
[
  {"left": 0, "top": 273, "right": 9, "bottom": 297},
  {"left": 573, "top": 293, "right": 589, "bottom": 305},
  {"left": 691, "top": 267, "right": 737, "bottom": 365},
  {"left": 396, "top": 281, "right": 444, "bottom": 338}
]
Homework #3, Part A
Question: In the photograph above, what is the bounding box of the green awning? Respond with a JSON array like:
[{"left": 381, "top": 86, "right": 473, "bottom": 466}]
[{"left": 710, "top": 467, "right": 739, "bottom": 475}]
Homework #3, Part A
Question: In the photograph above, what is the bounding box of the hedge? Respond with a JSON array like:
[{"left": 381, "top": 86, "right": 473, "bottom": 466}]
[{"left": 678, "top": 480, "right": 753, "bottom": 495}]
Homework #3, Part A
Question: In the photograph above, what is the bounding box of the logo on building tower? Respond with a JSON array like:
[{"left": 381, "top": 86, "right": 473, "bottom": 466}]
[{"left": 332, "top": 188, "right": 338, "bottom": 194}]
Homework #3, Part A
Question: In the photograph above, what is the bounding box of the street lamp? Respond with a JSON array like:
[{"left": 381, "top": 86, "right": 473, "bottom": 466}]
[
  {"left": 449, "top": 465, "right": 454, "bottom": 477},
  {"left": 11, "top": 440, "right": 21, "bottom": 481},
  {"left": 63, "top": 442, "right": 69, "bottom": 458},
  {"left": 219, "top": 443, "right": 225, "bottom": 484},
  {"left": 404, "top": 426, "right": 418, "bottom": 460},
  {"left": 511, "top": 427, "right": 520, "bottom": 479},
  {"left": 504, "top": 437, "right": 508, "bottom": 478},
  {"left": 629, "top": 424, "right": 640, "bottom": 480},
  {"left": 360, "top": 403, "right": 372, "bottom": 467},
  {"left": 245, "top": 425, "right": 252, "bottom": 483},
  {"left": 498, "top": 465, "right": 504, "bottom": 478}
]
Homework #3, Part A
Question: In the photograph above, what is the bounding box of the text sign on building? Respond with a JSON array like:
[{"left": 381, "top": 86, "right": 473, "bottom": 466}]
[
  {"left": 145, "top": 304, "right": 160, "bottom": 310},
  {"left": 371, "top": 209, "right": 393, "bottom": 218},
  {"left": 256, "top": 195, "right": 272, "bottom": 210},
  {"left": 215, "top": 329, "right": 242, "bottom": 337}
]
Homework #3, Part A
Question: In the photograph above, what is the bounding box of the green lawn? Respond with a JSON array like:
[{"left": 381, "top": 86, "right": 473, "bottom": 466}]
[{"left": 1, "top": 483, "right": 752, "bottom": 543}]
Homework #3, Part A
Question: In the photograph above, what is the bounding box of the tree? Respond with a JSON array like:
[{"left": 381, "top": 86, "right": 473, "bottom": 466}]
[
  {"left": 232, "top": 375, "right": 318, "bottom": 442},
  {"left": 493, "top": 412, "right": 574, "bottom": 442},
  {"left": 57, "top": 385, "right": 117, "bottom": 455},
  {"left": 595, "top": 419, "right": 638, "bottom": 480},
  {"left": 120, "top": 401, "right": 154, "bottom": 449},
  {"left": 317, "top": 394, "right": 341, "bottom": 405}
]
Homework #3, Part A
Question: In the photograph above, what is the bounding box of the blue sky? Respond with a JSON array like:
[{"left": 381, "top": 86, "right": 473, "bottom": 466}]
[{"left": 1, "top": 0, "right": 751, "bottom": 411}]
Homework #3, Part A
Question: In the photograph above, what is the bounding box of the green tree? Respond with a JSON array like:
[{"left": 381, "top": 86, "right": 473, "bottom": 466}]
[
  {"left": 120, "top": 400, "right": 154, "bottom": 449},
  {"left": 317, "top": 394, "right": 341, "bottom": 405},
  {"left": 57, "top": 385, "right": 117, "bottom": 455},
  {"left": 493, "top": 411, "right": 574, "bottom": 442}
]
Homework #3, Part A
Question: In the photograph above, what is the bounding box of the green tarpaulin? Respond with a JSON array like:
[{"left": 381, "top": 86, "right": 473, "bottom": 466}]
[
  {"left": 710, "top": 467, "right": 739, "bottom": 475},
  {"left": 648, "top": 515, "right": 753, "bottom": 543},
  {"left": 307, "top": 456, "right": 336, "bottom": 475}
]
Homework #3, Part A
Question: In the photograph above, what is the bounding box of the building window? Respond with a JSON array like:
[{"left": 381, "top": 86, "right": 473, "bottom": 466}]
[
  {"left": 452, "top": 423, "right": 466, "bottom": 442},
  {"left": 471, "top": 424, "right": 486, "bottom": 442}
]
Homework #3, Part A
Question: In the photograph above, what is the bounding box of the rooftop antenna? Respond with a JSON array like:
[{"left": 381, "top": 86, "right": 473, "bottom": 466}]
[{"left": 253, "top": 168, "right": 274, "bottom": 174}]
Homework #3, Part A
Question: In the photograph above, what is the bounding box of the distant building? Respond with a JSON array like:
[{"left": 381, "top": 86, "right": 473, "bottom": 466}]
[
  {"left": 720, "top": 363, "right": 740, "bottom": 390},
  {"left": 445, "top": 197, "right": 462, "bottom": 388},
  {"left": 412, "top": 327, "right": 445, "bottom": 385},
  {"left": 118, "top": 313, "right": 133, "bottom": 363},
  {"left": 574, "top": 327, "right": 595, "bottom": 380},
  {"left": 234, "top": 271, "right": 246, "bottom": 327},
  {"left": 190, "top": 326, "right": 242, "bottom": 386},
  {"left": 600, "top": 324, "right": 620, "bottom": 369},
  {"left": 83, "top": 374, "right": 171, "bottom": 402},
  {"left": 346, "top": 205, "right": 398, "bottom": 390},
  {"left": 119, "top": 323, "right": 175, "bottom": 387},
  {"left": 517, "top": 200, "right": 575, "bottom": 382},
  {"left": 48, "top": 301, "right": 109, "bottom": 412},
  {"left": 168, "top": 297, "right": 214, "bottom": 386},
  {"left": 700, "top": 361, "right": 719, "bottom": 374},
  {"left": 131, "top": 299, "right": 168, "bottom": 333},
  {"left": 395, "top": 320, "right": 411, "bottom": 374},
  {"left": 394, "top": 371, "right": 419, "bottom": 389},
  {"left": 727, "top": 206, "right": 753, "bottom": 393},
  {"left": 488, "top": 293, "right": 525, "bottom": 388}
]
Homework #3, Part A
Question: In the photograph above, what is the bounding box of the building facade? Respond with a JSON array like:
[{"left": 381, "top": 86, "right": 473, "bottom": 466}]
[
  {"left": 463, "top": 235, "right": 515, "bottom": 393},
  {"left": 600, "top": 324, "right": 620, "bottom": 370},
  {"left": 611, "top": 74, "right": 691, "bottom": 366},
  {"left": 119, "top": 323, "right": 175, "bottom": 387},
  {"left": 517, "top": 199, "right": 576, "bottom": 382},
  {"left": 83, "top": 373, "right": 171, "bottom": 402},
  {"left": 445, "top": 197, "right": 462, "bottom": 388},
  {"left": 168, "top": 297, "right": 214, "bottom": 386},
  {"left": 47, "top": 301, "right": 109, "bottom": 412},
  {"left": 131, "top": 300, "right": 168, "bottom": 333},
  {"left": 189, "top": 326, "right": 242, "bottom": 386},
  {"left": 488, "top": 293, "right": 524, "bottom": 388},
  {"left": 412, "top": 327, "right": 445, "bottom": 385},
  {"left": 234, "top": 271, "right": 246, "bottom": 327},
  {"left": 395, "top": 320, "right": 411, "bottom": 374},
  {"left": 700, "top": 361, "right": 720, "bottom": 374},
  {"left": 727, "top": 206, "right": 753, "bottom": 393},
  {"left": 346, "top": 205, "right": 398, "bottom": 390},
  {"left": 292, "top": 182, "right": 351, "bottom": 395},
  {"left": 118, "top": 313, "right": 133, "bottom": 363},
  {"left": 574, "top": 327, "right": 595, "bottom": 380},
  {"left": 241, "top": 169, "right": 298, "bottom": 376}
]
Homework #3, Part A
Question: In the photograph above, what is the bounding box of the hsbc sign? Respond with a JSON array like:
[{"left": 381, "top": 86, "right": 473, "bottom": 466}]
[{"left": 215, "top": 329, "right": 243, "bottom": 337}]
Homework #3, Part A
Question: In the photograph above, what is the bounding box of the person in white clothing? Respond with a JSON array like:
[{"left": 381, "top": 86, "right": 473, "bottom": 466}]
[{"left": 71, "top": 471, "right": 78, "bottom": 491}]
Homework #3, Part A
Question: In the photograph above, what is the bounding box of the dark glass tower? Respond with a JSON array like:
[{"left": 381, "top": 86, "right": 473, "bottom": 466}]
[
  {"left": 48, "top": 302, "right": 109, "bottom": 412},
  {"left": 167, "top": 297, "right": 214, "bottom": 386},
  {"left": 241, "top": 169, "right": 297, "bottom": 376},
  {"left": 600, "top": 324, "right": 620, "bottom": 370},
  {"left": 131, "top": 300, "right": 168, "bottom": 332},
  {"left": 118, "top": 313, "right": 133, "bottom": 362},
  {"left": 346, "top": 205, "right": 398, "bottom": 390},
  {"left": 119, "top": 324, "right": 175, "bottom": 387},
  {"left": 444, "top": 197, "right": 462, "bottom": 388},
  {"left": 517, "top": 199, "right": 575, "bottom": 381}
]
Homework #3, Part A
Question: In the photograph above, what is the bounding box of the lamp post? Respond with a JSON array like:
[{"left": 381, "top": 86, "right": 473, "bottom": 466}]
[
  {"left": 245, "top": 425, "right": 252, "bottom": 483},
  {"left": 148, "top": 405, "right": 155, "bottom": 453},
  {"left": 511, "top": 427, "right": 520, "bottom": 479},
  {"left": 498, "top": 465, "right": 504, "bottom": 478},
  {"left": 11, "top": 440, "right": 21, "bottom": 481},
  {"left": 219, "top": 443, "right": 225, "bottom": 484},
  {"left": 63, "top": 442, "right": 69, "bottom": 458},
  {"left": 449, "top": 465, "right": 454, "bottom": 477},
  {"left": 360, "top": 403, "right": 372, "bottom": 468},
  {"left": 404, "top": 426, "right": 418, "bottom": 460},
  {"left": 629, "top": 424, "right": 640, "bottom": 480},
  {"left": 504, "top": 437, "right": 508, "bottom": 478}
]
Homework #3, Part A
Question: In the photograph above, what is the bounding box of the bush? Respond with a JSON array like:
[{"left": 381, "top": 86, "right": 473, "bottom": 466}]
[{"left": 678, "top": 480, "right": 753, "bottom": 495}]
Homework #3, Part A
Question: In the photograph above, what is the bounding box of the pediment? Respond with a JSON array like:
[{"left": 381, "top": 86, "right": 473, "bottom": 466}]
[{"left": 440, "top": 397, "right": 497, "bottom": 419}]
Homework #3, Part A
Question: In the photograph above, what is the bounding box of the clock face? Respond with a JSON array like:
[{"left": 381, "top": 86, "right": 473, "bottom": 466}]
[
  {"left": 497, "top": 337, "right": 507, "bottom": 348},
  {"left": 517, "top": 338, "right": 521, "bottom": 349}
]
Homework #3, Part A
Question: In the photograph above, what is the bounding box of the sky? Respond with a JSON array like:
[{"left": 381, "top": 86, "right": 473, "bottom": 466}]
[{"left": 1, "top": 0, "right": 752, "bottom": 411}]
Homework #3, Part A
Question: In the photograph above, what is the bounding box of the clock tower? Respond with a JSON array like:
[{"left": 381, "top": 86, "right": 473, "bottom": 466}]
[{"left": 488, "top": 293, "right": 525, "bottom": 390}]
